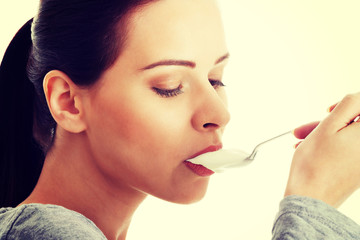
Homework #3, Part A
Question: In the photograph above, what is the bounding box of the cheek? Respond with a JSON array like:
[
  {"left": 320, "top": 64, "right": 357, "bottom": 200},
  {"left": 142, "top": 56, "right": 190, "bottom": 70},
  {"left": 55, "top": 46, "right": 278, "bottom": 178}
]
[
  {"left": 110, "top": 100, "right": 186, "bottom": 153},
  {"left": 85, "top": 90, "right": 192, "bottom": 180}
]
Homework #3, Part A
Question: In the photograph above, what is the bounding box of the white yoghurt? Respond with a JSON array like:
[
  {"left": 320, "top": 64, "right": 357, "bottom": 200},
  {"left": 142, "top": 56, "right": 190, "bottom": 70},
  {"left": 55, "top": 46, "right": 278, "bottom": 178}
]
[{"left": 187, "top": 149, "right": 251, "bottom": 173}]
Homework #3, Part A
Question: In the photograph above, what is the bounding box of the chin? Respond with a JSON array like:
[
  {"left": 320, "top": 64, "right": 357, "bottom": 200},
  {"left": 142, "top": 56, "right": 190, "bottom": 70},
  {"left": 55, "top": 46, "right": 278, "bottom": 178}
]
[
  {"left": 164, "top": 180, "right": 210, "bottom": 205},
  {"left": 178, "top": 194, "right": 206, "bottom": 205}
]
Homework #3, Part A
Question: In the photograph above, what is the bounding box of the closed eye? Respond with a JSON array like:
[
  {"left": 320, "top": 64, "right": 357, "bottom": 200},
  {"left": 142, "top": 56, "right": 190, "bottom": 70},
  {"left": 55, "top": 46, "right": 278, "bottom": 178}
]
[{"left": 152, "top": 85, "right": 183, "bottom": 98}]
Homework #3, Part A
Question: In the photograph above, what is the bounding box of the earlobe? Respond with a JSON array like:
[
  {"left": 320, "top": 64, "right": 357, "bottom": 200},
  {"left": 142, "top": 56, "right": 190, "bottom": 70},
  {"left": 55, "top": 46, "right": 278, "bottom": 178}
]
[{"left": 43, "top": 70, "right": 86, "bottom": 133}]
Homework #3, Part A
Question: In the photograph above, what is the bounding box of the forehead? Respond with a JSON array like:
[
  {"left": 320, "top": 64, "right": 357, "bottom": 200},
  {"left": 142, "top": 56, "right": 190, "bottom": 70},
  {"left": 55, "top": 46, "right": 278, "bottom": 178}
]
[{"left": 122, "top": 0, "right": 227, "bottom": 66}]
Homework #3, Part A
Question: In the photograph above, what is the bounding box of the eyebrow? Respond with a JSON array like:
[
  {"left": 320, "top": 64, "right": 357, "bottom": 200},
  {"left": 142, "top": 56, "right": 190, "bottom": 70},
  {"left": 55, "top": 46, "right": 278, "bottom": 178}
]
[{"left": 140, "top": 53, "right": 230, "bottom": 71}]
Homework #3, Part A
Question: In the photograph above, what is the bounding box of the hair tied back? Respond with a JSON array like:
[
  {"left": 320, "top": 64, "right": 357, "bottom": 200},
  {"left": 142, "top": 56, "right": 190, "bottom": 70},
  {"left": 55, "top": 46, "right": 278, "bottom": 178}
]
[{"left": 0, "top": 18, "right": 44, "bottom": 207}]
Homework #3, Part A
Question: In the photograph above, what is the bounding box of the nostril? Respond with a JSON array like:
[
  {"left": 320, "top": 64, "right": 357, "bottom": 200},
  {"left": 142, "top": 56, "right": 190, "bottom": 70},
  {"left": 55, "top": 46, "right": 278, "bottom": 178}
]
[{"left": 203, "top": 123, "right": 218, "bottom": 129}]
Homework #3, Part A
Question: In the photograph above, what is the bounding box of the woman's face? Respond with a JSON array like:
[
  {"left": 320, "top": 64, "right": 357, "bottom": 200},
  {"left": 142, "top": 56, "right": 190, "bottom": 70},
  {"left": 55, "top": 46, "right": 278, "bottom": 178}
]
[{"left": 82, "top": 0, "right": 230, "bottom": 203}]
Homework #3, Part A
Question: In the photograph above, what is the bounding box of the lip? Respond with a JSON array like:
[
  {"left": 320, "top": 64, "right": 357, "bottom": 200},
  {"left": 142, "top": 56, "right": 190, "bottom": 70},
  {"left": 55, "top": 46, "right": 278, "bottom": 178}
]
[
  {"left": 188, "top": 145, "right": 223, "bottom": 159},
  {"left": 184, "top": 144, "right": 222, "bottom": 177},
  {"left": 184, "top": 161, "right": 214, "bottom": 177}
]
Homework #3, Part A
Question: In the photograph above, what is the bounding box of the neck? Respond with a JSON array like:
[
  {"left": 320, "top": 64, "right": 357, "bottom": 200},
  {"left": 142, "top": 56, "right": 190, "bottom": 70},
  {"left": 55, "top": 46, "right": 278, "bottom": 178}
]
[{"left": 22, "top": 130, "right": 147, "bottom": 240}]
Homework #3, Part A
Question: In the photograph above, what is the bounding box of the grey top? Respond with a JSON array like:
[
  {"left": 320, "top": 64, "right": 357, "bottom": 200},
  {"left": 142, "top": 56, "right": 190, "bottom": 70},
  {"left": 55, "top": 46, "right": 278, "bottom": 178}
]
[
  {"left": 272, "top": 195, "right": 360, "bottom": 239},
  {"left": 1, "top": 196, "right": 360, "bottom": 239},
  {"left": 0, "top": 204, "right": 106, "bottom": 239}
]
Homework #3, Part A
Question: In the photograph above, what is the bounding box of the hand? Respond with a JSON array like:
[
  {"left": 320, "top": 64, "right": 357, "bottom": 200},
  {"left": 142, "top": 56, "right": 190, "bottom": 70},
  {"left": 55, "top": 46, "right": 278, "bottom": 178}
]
[{"left": 285, "top": 93, "right": 360, "bottom": 208}]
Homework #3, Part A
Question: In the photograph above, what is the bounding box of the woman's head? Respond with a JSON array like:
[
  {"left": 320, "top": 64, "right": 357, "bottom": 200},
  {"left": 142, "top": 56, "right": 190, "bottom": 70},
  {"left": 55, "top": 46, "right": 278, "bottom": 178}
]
[
  {"left": 63, "top": 0, "right": 230, "bottom": 204},
  {"left": 0, "top": 0, "right": 230, "bottom": 207}
]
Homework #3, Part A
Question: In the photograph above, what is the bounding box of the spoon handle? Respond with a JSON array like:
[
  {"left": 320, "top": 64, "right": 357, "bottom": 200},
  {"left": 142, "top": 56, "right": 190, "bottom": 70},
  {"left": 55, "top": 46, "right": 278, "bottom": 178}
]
[{"left": 246, "top": 130, "right": 292, "bottom": 160}]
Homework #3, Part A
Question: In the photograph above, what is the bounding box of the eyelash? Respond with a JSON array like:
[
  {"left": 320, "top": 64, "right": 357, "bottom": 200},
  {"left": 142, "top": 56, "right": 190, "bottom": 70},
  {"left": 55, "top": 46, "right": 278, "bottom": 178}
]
[
  {"left": 153, "top": 85, "right": 184, "bottom": 98},
  {"left": 209, "top": 79, "right": 225, "bottom": 89},
  {"left": 153, "top": 79, "right": 225, "bottom": 98}
]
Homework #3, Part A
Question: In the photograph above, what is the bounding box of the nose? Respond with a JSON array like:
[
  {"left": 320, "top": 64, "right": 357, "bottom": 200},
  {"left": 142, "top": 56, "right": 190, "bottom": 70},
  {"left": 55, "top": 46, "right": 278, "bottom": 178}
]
[{"left": 191, "top": 84, "right": 231, "bottom": 132}]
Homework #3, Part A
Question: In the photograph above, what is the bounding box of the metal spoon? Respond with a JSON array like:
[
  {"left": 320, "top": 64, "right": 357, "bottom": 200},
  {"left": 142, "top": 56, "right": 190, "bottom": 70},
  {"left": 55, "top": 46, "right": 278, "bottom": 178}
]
[{"left": 245, "top": 130, "right": 292, "bottom": 161}]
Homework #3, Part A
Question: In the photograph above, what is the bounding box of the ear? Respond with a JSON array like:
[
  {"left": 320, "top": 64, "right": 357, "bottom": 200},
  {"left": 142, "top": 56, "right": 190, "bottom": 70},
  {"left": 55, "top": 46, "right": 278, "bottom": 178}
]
[{"left": 43, "top": 70, "right": 86, "bottom": 133}]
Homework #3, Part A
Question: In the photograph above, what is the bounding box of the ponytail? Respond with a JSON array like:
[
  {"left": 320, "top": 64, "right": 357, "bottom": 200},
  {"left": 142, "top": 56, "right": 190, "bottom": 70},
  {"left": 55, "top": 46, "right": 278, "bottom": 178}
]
[{"left": 0, "top": 19, "right": 44, "bottom": 207}]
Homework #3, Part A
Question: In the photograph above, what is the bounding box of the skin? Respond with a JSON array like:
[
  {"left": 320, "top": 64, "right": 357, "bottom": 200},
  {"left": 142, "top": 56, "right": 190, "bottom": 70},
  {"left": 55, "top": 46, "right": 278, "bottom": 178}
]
[{"left": 21, "top": 0, "right": 230, "bottom": 239}]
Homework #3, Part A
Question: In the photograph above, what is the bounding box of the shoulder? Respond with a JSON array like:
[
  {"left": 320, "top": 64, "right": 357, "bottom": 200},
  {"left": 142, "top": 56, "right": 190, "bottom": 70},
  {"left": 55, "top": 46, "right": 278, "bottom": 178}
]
[{"left": 0, "top": 204, "right": 107, "bottom": 240}]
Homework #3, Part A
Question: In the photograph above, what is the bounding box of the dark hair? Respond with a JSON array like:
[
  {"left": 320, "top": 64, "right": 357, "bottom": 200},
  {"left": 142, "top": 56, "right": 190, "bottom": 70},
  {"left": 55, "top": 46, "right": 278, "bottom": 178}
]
[{"left": 0, "top": 0, "right": 157, "bottom": 207}]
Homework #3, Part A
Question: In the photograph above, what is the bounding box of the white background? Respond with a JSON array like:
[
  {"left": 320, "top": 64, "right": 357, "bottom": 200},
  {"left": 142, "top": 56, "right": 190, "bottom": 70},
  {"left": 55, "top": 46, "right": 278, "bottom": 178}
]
[{"left": 1, "top": 1, "right": 360, "bottom": 239}]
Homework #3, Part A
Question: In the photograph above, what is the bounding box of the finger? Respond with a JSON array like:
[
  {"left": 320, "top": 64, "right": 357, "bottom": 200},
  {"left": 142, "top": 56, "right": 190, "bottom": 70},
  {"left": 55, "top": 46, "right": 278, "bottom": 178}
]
[
  {"left": 323, "top": 93, "right": 360, "bottom": 132},
  {"left": 327, "top": 103, "right": 338, "bottom": 113},
  {"left": 344, "top": 115, "right": 360, "bottom": 131},
  {"left": 294, "top": 141, "right": 302, "bottom": 149},
  {"left": 342, "top": 116, "right": 360, "bottom": 141},
  {"left": 292, "top": 121, "right": 320, "bottom": 139}
]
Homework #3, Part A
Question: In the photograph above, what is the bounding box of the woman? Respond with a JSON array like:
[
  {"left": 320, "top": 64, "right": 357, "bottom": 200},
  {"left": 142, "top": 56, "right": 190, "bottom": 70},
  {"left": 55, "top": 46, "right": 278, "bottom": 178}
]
[{"left": 1, "top": 0, "right": 360, "bottom": 239}]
